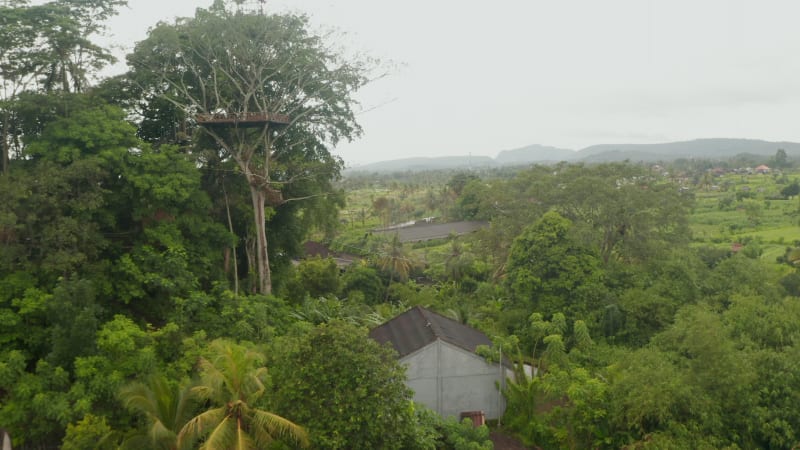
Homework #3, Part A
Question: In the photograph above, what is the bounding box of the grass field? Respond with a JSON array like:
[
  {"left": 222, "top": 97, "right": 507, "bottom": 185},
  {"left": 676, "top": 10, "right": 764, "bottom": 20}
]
[{"left": 688, "top": 172, "right": 800, "bottom": 264}]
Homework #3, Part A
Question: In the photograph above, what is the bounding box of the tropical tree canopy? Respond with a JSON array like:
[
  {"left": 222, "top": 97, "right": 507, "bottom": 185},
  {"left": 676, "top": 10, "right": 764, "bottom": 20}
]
[{"left": 128, "top": 2, "right": 372, "bottom": 294}]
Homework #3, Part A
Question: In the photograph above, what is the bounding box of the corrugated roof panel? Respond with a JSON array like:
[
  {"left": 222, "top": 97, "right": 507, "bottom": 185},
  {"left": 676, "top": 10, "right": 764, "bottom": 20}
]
[{"left": 369, "top": 306, "right": 492, "bottom": 357}]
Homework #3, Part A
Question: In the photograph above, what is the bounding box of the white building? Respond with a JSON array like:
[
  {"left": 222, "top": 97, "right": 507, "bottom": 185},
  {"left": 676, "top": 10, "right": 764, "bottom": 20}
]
[{"left": 369, "top": 306, "right": 508, "bottom": 420}]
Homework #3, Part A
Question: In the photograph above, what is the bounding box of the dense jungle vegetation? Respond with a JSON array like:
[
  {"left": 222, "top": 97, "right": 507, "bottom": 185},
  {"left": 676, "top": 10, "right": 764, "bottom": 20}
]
[{"left": 3, "top": 1, "right": 800, "bottom": 449}]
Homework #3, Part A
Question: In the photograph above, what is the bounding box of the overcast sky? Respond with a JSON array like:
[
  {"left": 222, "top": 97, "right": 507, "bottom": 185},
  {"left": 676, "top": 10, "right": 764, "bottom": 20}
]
[{"left": 101, "top": 0, "right": 800, "bottom": 165}]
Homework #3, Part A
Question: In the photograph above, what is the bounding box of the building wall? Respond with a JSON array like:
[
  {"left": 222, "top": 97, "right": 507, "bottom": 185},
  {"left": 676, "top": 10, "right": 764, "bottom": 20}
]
[
  {"left": 403, "top": 343, "right": 441, "bottom": 413},
  {"left": 400, "top": 339, "right": 506, "bottom": 420}
]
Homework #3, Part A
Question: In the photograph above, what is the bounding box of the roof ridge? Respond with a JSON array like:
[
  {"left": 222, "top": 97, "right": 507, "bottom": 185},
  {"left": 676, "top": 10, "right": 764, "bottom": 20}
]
[
  {"left": 414, "top": 305, "right": 442, "bottom": 339},
  {"left": 418, "top": 306, "right": 494, "bottom": 354},
  {"left": 417, "top": 306, "right": 444, "bottom": 338},
  {"left": 418, "top": 306, "right": 466, "bottom": 328},
  {"left": 369, "top": 306, "right": 492, "bottom": 358}
]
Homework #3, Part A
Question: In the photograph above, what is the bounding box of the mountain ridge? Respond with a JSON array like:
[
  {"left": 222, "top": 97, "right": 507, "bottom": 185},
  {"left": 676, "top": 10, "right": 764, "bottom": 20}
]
[{"left": 345, "top": 138, "right": 800, "bottom": 173}]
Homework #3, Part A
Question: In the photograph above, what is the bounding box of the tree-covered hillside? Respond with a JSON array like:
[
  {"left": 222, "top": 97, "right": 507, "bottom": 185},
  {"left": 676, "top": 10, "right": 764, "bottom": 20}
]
[{"left": 2, "top": 1, "right": 800, "bottom": 449}]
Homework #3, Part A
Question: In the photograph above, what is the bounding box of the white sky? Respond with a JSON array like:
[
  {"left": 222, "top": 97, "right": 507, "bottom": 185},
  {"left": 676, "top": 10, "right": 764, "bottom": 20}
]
[{"left": 101, "top": 0, "right": 800, "bottom": 165}]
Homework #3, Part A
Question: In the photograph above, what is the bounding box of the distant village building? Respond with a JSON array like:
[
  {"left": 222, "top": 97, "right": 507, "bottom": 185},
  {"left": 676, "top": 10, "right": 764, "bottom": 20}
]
[
  {"left": 755, "top": 164, "right": 771, "bottom": 174},
  {"left": 369, "top": 306, "right": 509, "bottom": 420}
]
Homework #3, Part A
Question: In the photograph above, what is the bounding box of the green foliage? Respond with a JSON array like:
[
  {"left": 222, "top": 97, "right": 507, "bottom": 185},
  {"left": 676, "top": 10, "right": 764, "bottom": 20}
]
[
  {"left": 487, "top": 163, "right": 692, "bottom": 266},
  {"left": 128, "top": 2, "right": 367, "bottom": 294},
  {"left": 611, "top": 288, "right": 677, "bottom": 346},
  {"left": 119, "top": 374, "right": 196, "bottom": 450},
  {"left": 6, "top": 62, "right": 800, "bottom": 450},
  {"left": 742, "top": 198, "right": 763, "bottom": 225},
  {"left": 438, "top": 417, "right": 493, "bottom": 450},
  {"left": 282, "top": 257, "right": 342, "bottom": 302},
  {"left": 502, "top": 368, "right": 543, "bottom": 446},
  {"left": 46, "top": 278, "right": 104, "bottom": 370},
  {"left": 772, "top": 148, "right": 790, "bottom": 168},
  {"left": 506, "top": 211, "right": 605, "bottom": 322},
  {"left": 0, "top": 353, "right": 75, "bottom": 447},
  {"left": 504, "top": 290, "right": 800, "bottom": 448},
  {"left": 269, "top": 321, "right": 417, "bottom": 449},
  {"left": 26, "top": 104, "right": 138, "bottom": 162},
  {"left": 287, "top": 295, "right": 376, "bottom": 327},
  {"left": 502, "top": 314, "right": 612, "bottom": 448},
  {"left": 504, "top": 364, "right": 610, "bottom": 449},
  {"left": 781, "top": 180, "right": 800, "bottom": 198},
  {"left": 447, "top": 172, "right": 481, "bottom": 197},
  {"left": 453, "top": 179, "right": 490, "bottom": 220},
  {"left": 62, "top": 414, "right": 116, "bottom": 450},
  {"left": 341, "top": 263, "right": 385, "bottom": 304},
  {"left": 606, "top": 346, "right": 700, "bottom": 445},
  {"left": 179, "top": 339, "right": 309, "bottom": 449},
  {"left": 0, "top": 100, "right": 230, "bottom": 345},
  {"left": 377, "top": 234, "right": 415, "bottom": 282},
  {"left": 170, "top": 290, "right": 293, "bottom": 343},
  {"left": 69, "top": 316, "right": 160, "bottom": 422}
]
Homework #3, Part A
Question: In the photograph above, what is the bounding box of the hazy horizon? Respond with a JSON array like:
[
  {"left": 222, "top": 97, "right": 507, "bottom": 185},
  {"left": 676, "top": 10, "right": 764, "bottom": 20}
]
[{"left": 99, "top": 0, "right": 800, "bottom": 165}]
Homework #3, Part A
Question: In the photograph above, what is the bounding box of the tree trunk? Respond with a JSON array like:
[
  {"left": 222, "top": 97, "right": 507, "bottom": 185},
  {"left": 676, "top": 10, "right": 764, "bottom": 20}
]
[
  {"left": 223, "top": 182, "right": 239, "bottom": 296},
  {"left": 249, "top": 185, "right": 272, "bottom": 295},
  {"left": 384, "top": 270, "right": 393, "bottom": 302},
  {"left": 1, "top": 110, "right": 9, "bottom": 175},
  {"left": 244, "top": 235, "right": 256, "bottom": 294}
]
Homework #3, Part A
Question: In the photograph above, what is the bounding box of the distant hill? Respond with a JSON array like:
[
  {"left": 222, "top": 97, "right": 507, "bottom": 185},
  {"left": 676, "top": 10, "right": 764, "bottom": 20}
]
[
  {"left": 579, "top": 150, "right": 671, "bottom": 163},
  {"left": 345, "top": 138, "right": 800, "bottom": 173},
  {"left": 579, "top": 138, "right": 800, "bottom": 161},
  {"left": 494, "top": 144, "right": 577, "bottom": 164},
  {"left": 346, "top": 156, "right": 494, "bottom": 173}
]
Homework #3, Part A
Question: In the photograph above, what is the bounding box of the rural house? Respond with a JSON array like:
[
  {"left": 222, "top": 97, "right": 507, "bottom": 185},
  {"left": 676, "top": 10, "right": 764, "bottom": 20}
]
[{"left": 369, "top": 306, "right": 508, "bottom": 420}]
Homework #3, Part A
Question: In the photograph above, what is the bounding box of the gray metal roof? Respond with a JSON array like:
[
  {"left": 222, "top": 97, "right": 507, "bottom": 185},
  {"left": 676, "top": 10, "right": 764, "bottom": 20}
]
[
  {"left": 373, "top": 221, "right": 488, "bottom": 243},
  {"left": 369, "top": 306, "right": 493, "bottom": 358}
]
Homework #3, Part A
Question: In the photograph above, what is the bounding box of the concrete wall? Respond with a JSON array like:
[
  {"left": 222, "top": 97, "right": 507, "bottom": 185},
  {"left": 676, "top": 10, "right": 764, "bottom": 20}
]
[
  {"left": 403, "top": 342, "right": 440, "bottom": 413},
  {"left": 1, "top": 428, "right": 11, "bottom": 450},
  {"left": 401, "top": 339, "right": 506, "bottom": 420}
]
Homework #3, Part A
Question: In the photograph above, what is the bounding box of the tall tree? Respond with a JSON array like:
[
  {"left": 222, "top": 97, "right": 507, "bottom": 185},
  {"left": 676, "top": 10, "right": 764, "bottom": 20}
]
[
  {"left": 548, "top": 163, "right": 691, "bottom": 264},
  {"left": 0, "top": 0, "right": 35, "bottom": 174},
  {"left": 506, "top": 211, "right": 605, "bottom": 322},
  {"left": 128, "top": 3, "right": 371, "bottom": 294},
  {"left": 0, "top": 0, "right": 125, "bottom": 173},
  {"left": 30, "top": 0, "right": 125, "bottom": 94},
  {"left": 377, "top": 234, "right": 413, "bottom": 300}
]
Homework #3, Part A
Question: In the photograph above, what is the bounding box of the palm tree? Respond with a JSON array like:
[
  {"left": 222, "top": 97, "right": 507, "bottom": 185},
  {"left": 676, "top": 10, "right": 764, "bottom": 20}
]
[
  {"left": 119, "top": 374, "right": 196, "bottom": 450},
  {"left": 378, "top": 234, "right": 413, "bottom": 301},
  {"left": 444, "top": 235, "right": 474, "bottom": 287},
  {"left": 177, "top": 339, "right": 309, "bottom": 450}
]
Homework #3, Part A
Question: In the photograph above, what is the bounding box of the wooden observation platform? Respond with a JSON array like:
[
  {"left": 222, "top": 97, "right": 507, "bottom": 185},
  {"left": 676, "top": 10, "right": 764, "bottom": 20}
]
[{"left": 196, "top": 112, "right": 290, "bottom": 128}]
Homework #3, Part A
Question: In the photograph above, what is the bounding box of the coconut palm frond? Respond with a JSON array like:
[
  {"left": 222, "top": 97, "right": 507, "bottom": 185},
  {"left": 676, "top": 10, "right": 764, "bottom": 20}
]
[
  {"left": 119, "top": 381, "right": 158, "bottom": 416},
  {"left": 250, "top": 408, "right": 309, "bottom": 448},
  {"left": 199, "top": 414, "right": 236, "bottom": 450},
  {"left": 234, "top": 421, "right": 256, "bottom": 450},
  {"left": 178, "top": 406, "right": 227, "bottom": 449},
  {"left": 120, "top": 374, "right": 198, "bottom": 449},
  {"left": 149, "top": 420, "right": 177, "bottom": 448}
]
